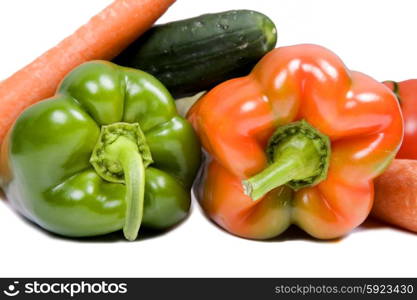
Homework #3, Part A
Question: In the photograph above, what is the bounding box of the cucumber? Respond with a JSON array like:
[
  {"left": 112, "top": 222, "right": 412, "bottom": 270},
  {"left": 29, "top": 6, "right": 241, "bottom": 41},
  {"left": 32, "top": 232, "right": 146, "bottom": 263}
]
[{"left": 114, "top": 10, "right": 277, "bottom": 98}]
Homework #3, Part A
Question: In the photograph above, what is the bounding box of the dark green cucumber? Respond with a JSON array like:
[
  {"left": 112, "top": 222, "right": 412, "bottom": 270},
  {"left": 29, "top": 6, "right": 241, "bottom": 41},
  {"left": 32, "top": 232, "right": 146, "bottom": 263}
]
[{"left": 114, "top": 10, "right": 277, "bottom": 98}]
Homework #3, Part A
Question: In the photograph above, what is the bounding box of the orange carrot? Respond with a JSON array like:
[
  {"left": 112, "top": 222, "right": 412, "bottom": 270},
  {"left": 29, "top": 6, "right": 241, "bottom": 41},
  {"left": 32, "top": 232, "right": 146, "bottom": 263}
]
[
  {"left": 0, "top": 0, "right": 176, "bottom": 144},
  {"left": 372, "top": 159, "right": 417, "bottom": 232}
]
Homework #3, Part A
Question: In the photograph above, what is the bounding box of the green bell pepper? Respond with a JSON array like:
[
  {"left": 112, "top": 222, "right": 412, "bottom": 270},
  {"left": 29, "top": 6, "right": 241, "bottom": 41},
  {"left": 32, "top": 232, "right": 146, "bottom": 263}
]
[{"left": 0, "top": 61, "right": 201, "bottom": 241}]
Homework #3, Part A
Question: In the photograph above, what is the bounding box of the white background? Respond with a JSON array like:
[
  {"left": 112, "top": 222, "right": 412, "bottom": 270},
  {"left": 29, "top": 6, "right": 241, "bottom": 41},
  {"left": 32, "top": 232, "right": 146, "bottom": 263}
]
[{"left": 1, "top": 0, "right": 417, "bottom": 277}]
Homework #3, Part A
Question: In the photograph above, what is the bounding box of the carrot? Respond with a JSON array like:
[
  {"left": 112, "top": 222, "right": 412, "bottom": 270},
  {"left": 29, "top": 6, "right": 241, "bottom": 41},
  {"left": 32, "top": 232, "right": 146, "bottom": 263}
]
[
  {"left": 372, "top": 159, "right": 417, "bottom": 232},
  {"left": 0, "top": 0, "right": 176, "bottom": 144}
]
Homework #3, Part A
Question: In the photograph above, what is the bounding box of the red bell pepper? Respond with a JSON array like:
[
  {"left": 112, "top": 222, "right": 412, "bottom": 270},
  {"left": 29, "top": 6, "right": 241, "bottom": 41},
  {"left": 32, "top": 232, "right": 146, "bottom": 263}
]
[
  {"left": 188, "top": 44, "right": 403, "bottom": 240},
  {"left": 384, "top": 80, "right": 417, "bottom": 159}
]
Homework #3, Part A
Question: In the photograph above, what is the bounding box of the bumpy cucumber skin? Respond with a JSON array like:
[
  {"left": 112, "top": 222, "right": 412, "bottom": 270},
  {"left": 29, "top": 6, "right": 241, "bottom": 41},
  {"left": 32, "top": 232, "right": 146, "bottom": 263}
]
[{"left": 114, "top": 10, "right": 277, "bottom": 98}]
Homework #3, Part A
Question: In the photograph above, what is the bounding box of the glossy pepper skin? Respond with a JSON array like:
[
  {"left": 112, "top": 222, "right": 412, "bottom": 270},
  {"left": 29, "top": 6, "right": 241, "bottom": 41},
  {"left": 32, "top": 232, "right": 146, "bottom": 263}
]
[
  {"left": 0, "top": 61, "right": 201, "bottom": 240},
  {"left": 188, "top": 44, "right": 403, "bottom": 240},
  {"left": 383, "top": 80, "right": 417, "bottom": 160}
]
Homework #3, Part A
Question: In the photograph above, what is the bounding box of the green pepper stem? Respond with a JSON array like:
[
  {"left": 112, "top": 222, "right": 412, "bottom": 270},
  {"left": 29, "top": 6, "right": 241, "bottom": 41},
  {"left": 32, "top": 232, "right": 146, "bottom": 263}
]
[
  {"left": 90, "top": 123, "right": 152, "bottom": 241},
  {"left": 242, "top": 121, "right": 331, "bottom": 201},
  {"left": 100, "top": 135, "right": 145, "bottom": 241},
  {"left": 119, "top": 145, "right": 145, "bottom": 241}
]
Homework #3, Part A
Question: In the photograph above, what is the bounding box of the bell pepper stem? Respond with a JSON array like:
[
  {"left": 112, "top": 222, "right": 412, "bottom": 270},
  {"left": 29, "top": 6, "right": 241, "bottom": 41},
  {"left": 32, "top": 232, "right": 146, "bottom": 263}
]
[
  {"left": 90, "top": 123, "right": 152, "bottom": 241},
  {"left": 94, "top": 135, "right": 145, "bottom": 241},
  {"left": 243, "top": 157, "right": 304, "bottom": 201},
  {"left": 119, "top": 145, "right": 145, "bottom": 241},
  {"left": 242, "top": 120, "right": 331, "bottom": 201}
]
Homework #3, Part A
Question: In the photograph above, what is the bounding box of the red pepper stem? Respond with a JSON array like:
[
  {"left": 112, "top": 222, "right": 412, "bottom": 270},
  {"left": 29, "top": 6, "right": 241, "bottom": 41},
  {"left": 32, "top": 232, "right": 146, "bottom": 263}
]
[
  {"left": 243, "top": 155, "right": 307, "bottom": 201},
  {"left": 242, "top": 120, "right": 331, "bottom": 201}
]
